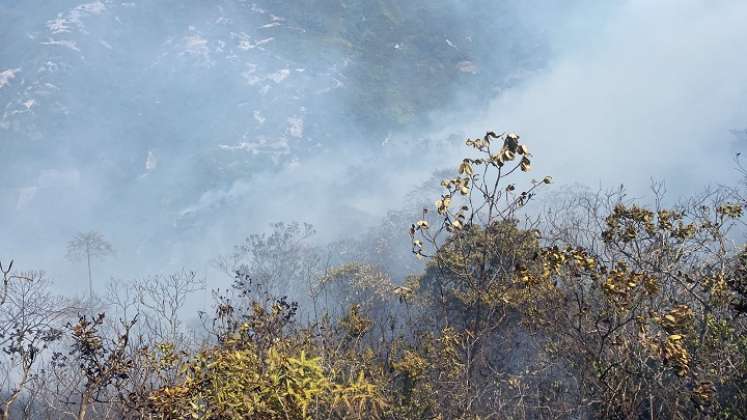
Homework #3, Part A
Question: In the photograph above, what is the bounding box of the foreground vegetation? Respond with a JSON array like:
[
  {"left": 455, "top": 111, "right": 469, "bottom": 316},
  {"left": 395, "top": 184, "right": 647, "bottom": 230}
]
[{"left": 2, "top": 132, "right": 747, "bottom": 419}]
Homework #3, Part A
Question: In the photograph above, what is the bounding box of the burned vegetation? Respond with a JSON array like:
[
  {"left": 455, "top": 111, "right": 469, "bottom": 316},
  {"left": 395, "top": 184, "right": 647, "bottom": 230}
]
[{"left": 2, "top": 131, "right": 747, "bottom": 419}]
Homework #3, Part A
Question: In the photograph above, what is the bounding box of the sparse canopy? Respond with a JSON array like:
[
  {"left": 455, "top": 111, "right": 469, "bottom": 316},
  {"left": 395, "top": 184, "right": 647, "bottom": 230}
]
[{"left": 66, "top": 231, "right": 114, "bottom": 299}]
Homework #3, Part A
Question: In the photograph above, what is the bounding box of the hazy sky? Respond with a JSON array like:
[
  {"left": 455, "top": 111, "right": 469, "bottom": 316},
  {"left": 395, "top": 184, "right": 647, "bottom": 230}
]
[
  {"left": 1, "top": 0, "right": 745, "bottom": 296},
  {"left": 469, "top": 0, "right": 747, "bottom": 193}
]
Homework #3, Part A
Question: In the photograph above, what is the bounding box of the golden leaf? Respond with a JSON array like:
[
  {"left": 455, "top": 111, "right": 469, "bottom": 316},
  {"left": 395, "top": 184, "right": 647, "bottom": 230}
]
[
  {"left": 668, "top": 334, "right": 684, "bottom": 341},
  {"left": 458, "top": 160, "right": 474, "bottom": 176},
  {"left": 520, "top": 157, "right": 531, "bottom": 172},
  {"left": 502, "top": 149, "right": 516, "bottom": 161}
]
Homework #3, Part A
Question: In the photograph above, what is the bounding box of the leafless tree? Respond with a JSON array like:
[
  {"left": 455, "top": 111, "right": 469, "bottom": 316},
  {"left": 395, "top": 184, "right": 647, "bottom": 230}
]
[
  {"left": 0, "top": 260, "right": 32, "bottom": 307},
  {"left": 65, "top": 232, "right": 114, "bottom": 300},
  {"left": 0, "top": 270, "right": 71, "bottom": 420},
  {"left": 134, "top": 270, "right": 205, "bottom": 346},
  {"left": 216, "top": 222, "right": 321, "bottom": 300}
]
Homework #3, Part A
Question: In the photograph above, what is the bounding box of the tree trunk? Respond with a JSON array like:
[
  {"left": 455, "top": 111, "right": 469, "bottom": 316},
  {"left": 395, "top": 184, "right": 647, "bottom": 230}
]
[
  {"left": 2, "top": 390, "right": 18, "bottom": 420},
  {"left": 78, "top": 392, "right": 91, "bottom": 420},
  {"left": 86, "top": 251, "right": 92, "bottom": 300},
  {"left": 3, "top": 364, "right": 30, "bottom": 420}
]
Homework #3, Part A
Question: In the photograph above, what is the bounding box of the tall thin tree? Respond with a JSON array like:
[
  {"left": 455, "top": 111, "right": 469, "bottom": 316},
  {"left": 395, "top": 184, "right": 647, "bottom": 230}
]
[{"left": 66, "top": 231, "right": 114, "bottom": 300}]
